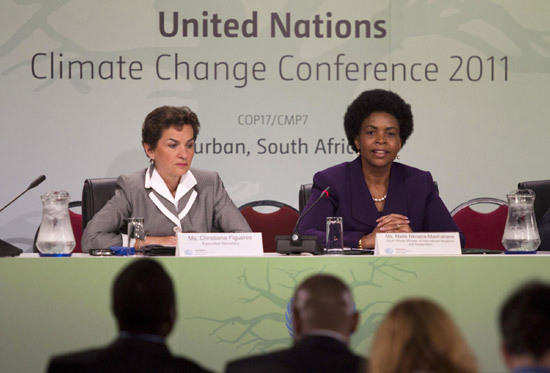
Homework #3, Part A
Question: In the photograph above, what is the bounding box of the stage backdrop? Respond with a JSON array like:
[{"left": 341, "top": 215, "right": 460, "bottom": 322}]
[{"left": 1, "top": 0, "right": 549, "bottom": 251}]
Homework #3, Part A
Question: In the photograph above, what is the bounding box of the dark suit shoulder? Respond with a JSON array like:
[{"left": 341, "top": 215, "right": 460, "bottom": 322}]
[
  {"left": 171, "top": 356, "right": 212, "bottom": 373},
  {"left": 48, "top": 339, "right": 212, "bottom": 373},
  {"left": 392, "top": 162, "right": 434, "bottom": 189},
  {"left": 315, "top": 159, "right": 430, "bottom": 182},
  {"left": 47, "top": 348, "right": 103, "bottom": 373},
  {"left": 313, "top": 158, "right": 358, "bottom": 188},
  {"left": 392, "top": 162, "right": 430, "bottom": 178},
  {"left": 226, "top": 350, "right": 290, "bottom": 373},
  {"left": 315, "top": 159, "right": 354, "bottom": 177},
  {"left": 226, "top": 336, "right": 366, "bottom": 373},
  {"left": 49, "top": 353, "right": 211, "bottom": 373}
]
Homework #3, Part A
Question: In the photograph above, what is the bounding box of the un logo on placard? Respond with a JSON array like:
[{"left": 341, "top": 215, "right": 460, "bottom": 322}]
[
  {"left": 184, "top": 249, "right": 193, "bottom": 256},
  {"left": 384, "top": 247, "right": 394, "bottom": 254}
]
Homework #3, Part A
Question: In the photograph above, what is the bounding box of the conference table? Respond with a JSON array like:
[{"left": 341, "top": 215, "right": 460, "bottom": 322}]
[{"left": 1, "top": 253, "right": 549, "bottom": 372}]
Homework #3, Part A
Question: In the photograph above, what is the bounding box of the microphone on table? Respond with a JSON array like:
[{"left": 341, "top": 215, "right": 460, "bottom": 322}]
[
  {"left": 0, "top": 175, "right": 46, "bottom": 257},
  {"left": 276, "top": 187, "right": 330, "bottom": 255}
]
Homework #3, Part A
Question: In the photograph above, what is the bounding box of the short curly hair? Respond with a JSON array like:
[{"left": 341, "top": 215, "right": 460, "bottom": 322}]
[
  {"left": 142, "top": 105, "right": 200, "bottom": 151},
  {"left": 344, "top": 89, "right": 413, "bottom": 151}
]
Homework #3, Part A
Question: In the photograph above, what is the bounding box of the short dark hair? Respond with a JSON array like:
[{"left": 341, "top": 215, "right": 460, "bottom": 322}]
[
  {"left": 344, "top": 89, "right": 413, "bottom": 151},
  {"left": 142, "top": 105, "right": 200, "bottom": 152},
  {"left": 499, "top": 281, "right": 550, "bottom": 359},
  {"left": 112, "top": 259, "right": 175, "bottom": 335},
  {"left": 293, "top": 274, "right": 355, "bottom": 332}
]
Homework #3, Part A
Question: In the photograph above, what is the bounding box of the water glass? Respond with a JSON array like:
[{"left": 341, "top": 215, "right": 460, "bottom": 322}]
[
  {"left": 326, "top": 217, "right": 344, "bottom": 254},
  {"left": 127, "top": 217, "right": 145, "bottom": 248}
]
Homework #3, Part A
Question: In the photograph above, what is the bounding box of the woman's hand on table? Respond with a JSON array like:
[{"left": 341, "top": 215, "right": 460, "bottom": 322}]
[
  {"left": 136, "top": 235, "right": 177, "bottom": 248},
  {"left": 360, "top": 214, "right": 412, "bottom": 249}
]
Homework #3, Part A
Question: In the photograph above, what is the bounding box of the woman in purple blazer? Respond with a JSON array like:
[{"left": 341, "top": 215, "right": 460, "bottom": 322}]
[{"left": 299, "top": 89, "right": 464, "bottom": 249}]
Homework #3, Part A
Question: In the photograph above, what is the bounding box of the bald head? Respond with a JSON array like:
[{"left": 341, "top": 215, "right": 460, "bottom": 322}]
[{"left": 292, "top": 274, "right": 358, "bottom": 342}]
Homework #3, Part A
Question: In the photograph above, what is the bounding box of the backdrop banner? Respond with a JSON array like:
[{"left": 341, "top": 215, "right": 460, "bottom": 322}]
[{"left": 1, "top": 1, "right": 549, "bottom": 252}]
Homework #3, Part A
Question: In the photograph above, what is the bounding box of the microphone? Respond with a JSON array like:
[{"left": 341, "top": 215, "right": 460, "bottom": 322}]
[
  {"left": 0, "top": 175, "right": 46, "bottom": 213},
  {"left": 0, "top": 175, "right": 46, "bottom": 257},
  {"left": 276, "top": 187, "right": 330, "bottom": 255},
  {"left": 28, "top": 175, "right": 46, "bottom": 189},
  {"left": 290, "top": 187, "right": 330, "bottom": 245}
]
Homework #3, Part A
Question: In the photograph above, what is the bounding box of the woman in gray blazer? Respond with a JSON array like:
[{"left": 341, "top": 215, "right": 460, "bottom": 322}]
[{"left": 82, "top": 106, "right": 250, "bottom": 252}]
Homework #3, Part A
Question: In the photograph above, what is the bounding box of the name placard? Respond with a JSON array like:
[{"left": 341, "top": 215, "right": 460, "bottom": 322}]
[
  {"left": 374, "top": 232, "right": 461, "bottom": 256},
  {"left": 176, "top": 233, "right": 263, "bottom": 257}
]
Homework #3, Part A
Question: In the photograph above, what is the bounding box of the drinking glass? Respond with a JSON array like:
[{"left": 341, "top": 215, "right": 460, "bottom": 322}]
[
  {"left": 127, "top": 217, "right": 145, "bottom": 249},
  {"left": 326, "top": 217, "right": 344, "bottom": 254}
]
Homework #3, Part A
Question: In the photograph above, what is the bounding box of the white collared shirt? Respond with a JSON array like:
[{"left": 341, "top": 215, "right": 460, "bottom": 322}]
[
  {"left": 122, "top": 167, "right": 199, "bottom": 246},
  {"left": 145, "top": 167, "right": 197, "bottom": 210}
]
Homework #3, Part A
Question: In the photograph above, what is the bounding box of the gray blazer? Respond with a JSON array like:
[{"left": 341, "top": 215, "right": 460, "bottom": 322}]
[{"left": 82, "top": 168, "right": 251, "bottom": 252}]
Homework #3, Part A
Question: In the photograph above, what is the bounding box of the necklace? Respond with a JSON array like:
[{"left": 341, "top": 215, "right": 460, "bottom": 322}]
[{"left": 372, "top": 194, "right": 387, "bottom": 202}]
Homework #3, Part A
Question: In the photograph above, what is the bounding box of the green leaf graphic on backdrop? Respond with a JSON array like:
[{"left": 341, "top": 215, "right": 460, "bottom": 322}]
[{"left": 189, "top": 258, "right": 417, "bottom": 353}]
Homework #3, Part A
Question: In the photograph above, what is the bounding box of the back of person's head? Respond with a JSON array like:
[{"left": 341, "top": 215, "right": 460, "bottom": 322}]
[
  {"left": 369, "top": 298, "right": 477, "bottom": 373},
  {"left": 500, "top": 281, "right": 550, "bottom": 366},
  {"left": 112, "top": 259, "right": 176, "bottom": 337},
  {"left": 292, "top": 274, "right": 358, "bottom": 341}
]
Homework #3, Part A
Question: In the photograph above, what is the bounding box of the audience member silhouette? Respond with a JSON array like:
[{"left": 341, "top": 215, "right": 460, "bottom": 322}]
[
  {"left": 538, "top": 208, "right": 550, "bottom": 251},
  {"left": 47, "top": 259, "right": 211, "bottom": 373},
  {"left": 500, "top": 281, "right": 550, "bottom": 372},
  {"left": 369, "top": 298, "right": 477, "bottom": 373},
  {"left": 225, "top": 274, "right": 366, "bottom": 373}
]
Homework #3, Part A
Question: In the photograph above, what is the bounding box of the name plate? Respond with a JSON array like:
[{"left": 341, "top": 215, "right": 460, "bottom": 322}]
[
  {"left": 176, "top": 233, "right": 263, "bottom": 257},
  {"left": 374, "top": 232, "right": 461, "bottom": 256}
]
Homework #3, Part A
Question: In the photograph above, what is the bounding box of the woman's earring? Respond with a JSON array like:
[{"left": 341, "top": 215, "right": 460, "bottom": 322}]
[
  {"left": 150, "top": 158, "right": 155, "bottom": 165},
  {"left": 397, "top": 154, "right": 400, "bottom": 160}
]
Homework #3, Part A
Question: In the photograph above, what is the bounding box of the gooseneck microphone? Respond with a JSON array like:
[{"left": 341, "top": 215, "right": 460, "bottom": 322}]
[
  {"left": 276, "top": 187, "right": 331, "bottom": 255},
  {"left": 290, "top": 187, "right": 331, "bottom": 245},
  {"left": 27, "top": 174, "right": 47, "bottom": 190},
  {"left": 0, "top": 175, "right": 46, "bottom": 213},
  {"left": 0, "top": 174, "right": 46, "bottom": 256}
]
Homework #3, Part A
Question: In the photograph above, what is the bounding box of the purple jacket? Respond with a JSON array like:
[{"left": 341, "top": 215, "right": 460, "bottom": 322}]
[{"left": 298, "top": 157, "right": 464, "bottom": 248}]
